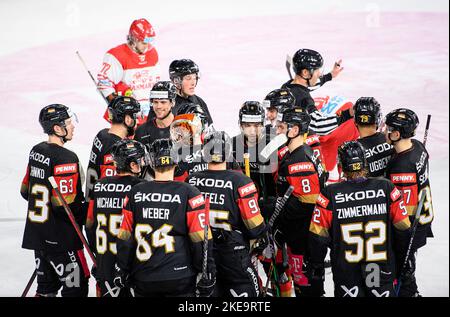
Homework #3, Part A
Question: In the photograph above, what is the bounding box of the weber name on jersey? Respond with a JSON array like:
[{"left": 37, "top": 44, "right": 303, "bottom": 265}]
[{"left": 116, "top": 181, "right": 212, "bottom": 282}]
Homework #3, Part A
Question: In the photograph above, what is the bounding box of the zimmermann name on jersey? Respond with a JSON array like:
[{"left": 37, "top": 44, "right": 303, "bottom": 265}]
[{"left": 335, "top": 189, "right": 388, "bottom": 220}]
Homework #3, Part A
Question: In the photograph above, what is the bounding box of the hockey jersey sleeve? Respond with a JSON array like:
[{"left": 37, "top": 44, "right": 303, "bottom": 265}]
[
  {"left": 388, "top": 183, "right": 412, "bottom": 265},
  {"left": 186, "top": 188, "right": 215, "bottom": 274},
  {"left": 85, "top": 199, "right": 96, "bottom": 255},
  {"left": 116, "top": 194, "right": 136, "bottom": 273},
  {"left": 308, "top": 190, "right": 333, "bottom": 265},
  {"left": 20, "top": 165, "right": 30, "bottom": 201},
  {"left": 97, "top": 52, "right": 124, "bottom": 99},
  {"left": 285, "top": 159, "right": 321, "bottom": 205},
  {"left": 236, "top": 179, "right": 266, "bottom": 239},
  {"left": 51, "top": 161, "right": 86, "bottom": 226}
]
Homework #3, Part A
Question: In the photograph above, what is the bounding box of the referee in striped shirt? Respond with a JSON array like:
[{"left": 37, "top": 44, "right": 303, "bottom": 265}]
[{"left": 282, "top": 48, "right": 353, "bottom": 135}]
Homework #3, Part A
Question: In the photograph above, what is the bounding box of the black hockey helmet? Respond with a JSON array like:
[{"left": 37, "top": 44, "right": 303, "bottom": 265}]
[
  {"left": 292, "top": 49, "right": 324, "bottom": 75},
  {"left": 149, "top": 81, "right": 177, "bottom": 102},
  {"left": 384, "top": 108, "right": 419, "bottom": 139},
  {"left": 338, "top": 141, "right": 368, "bottom": 172},
  {"left": 39, "top": 104, "right": 72, "bottom": 134},
  {"left": 111, "top": 139, "right": 150, "bottom": 173},
  {"left": 239, "top": 101, "right": 265, "bottom": 125},
  {"left": 262, "top": 88, "right": 295, "bottom": 111},
  {"left": 169, "top": 59, "right": 200, "bottom": 83},
  {"left": 149, "top": 138, "right": 177, "bottom": 168},
  {"left": 354, "top": 97, "right": 382, "bottom": 126},
  {"left": 108, "top": 96, "right": 141, "bottom": 123},
  {"left": 202, "top": 131, "right": 233, "bottom": 163},
  {"left": 176, "top": 102, "right": 208, "bottom": 128},
  {"left": 277, "top": 106, "right": 311, "bottom": 134}
]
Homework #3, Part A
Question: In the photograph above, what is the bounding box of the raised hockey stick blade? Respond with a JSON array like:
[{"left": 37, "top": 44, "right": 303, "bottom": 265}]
[
  {"left": 48, "top": 176, "right": 97, "bottom": 267},
  {"left": 261, "top": 134, "right": 288, "bottom": 161}
]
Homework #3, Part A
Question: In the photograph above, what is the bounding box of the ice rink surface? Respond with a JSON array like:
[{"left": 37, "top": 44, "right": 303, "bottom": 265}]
[{"left": 0, "top": 0, "right": 448, "bottom": 296}]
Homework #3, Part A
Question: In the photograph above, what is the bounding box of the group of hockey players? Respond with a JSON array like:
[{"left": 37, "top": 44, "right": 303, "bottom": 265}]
[{"left": 20, "top": 18, "right": 434, "bottom": 298}]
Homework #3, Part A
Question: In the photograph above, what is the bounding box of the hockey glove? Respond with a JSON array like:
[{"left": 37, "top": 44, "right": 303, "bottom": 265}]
[
  {"left": 252, "top": 233, "right": 269, "bottom": 256},
  {"left": 196, "top": 273, "right": 216, "bottom": 297},
  {"left": 113, "top": 264, "right": 129, "bottom": 289},
  {"left": 305, "top": 261, "right": 325, "bottom": 297}
]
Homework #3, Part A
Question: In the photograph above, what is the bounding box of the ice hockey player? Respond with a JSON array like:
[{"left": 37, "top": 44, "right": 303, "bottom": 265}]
[
  {"left": 383, "top": 108, "right": 434, "bottom": 297},
  {"left": 135, "top": 81, "right": 177, "bottom": 148},
  {"left": 353, "top": 97, "right": 394, "bottom": 177},
  {"left": 232, "top": 101, "right": 277, "bottom": 219},
  {"left": 20, "top": 104, "right": 89, "bottom": 297},
  {"left": 85, "top": 96, "right": 141, "bottom": 201},
  {"left": 97, "top": 18, "right": 160, "bottom": 123},
  {"left": 187, "top": 131, "right": 267, "bottom": 297},
  {"left": 262, "top": 89, "right": 295, "bottom": 135},
  {"left": 169, "top": 59, "right": 214, "bottom": 127},
  {"left": 85, "top": 139, "right": 148, "bottom": 297},
  {"left": 308, "top": 141, "right": 411, "bottom": 297},
  {"left": 114, "top": 138, "right": 215, "bottom": 297},
  {"left": 282, "top": 48, "right": 353, "bottom": 135},
  {"left": 275, "top": 106, "right": 327, "bottom": 297},
  {"left": 275, "top": 105, "right": 326, "bottom": 174}
]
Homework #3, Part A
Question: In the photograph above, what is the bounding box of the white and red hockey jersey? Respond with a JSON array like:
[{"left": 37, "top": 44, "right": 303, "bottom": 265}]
[{"left": 97, "top": 43, "right": 161, "bottom": 117}]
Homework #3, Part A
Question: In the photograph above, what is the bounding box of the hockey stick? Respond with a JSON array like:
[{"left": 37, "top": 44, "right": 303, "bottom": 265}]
[
  {"left": 268, "top": 186, "right": 294, "bottom": 227},
  {"left": 48, "top": 176, "right": 97, "bottom": 267},
  {"left": 201, "top": 198, "right": 211, "bottom": 279},
  {"left": 261, "top": 185, "right": 295, "bottom": 297},
  {"left": 21, "top": 269, "right": 37, "bottom": 297},
  {"left": 395, "top": 114, "right": 431, "bottom": 295},
  {"left": 422, "top": 114, "right": 432, "bottom": 147},
  {"left": 395, "top": 190, "right": 426, "bottom": 296},
  {"left": 260, "top": 134, "right": 288, "bottom": 161},
  {"left": 76, "top": 51, "right": 109, "bottom": 106},
  {"left": 286, "top": 54, "right": 293, "bottom": 80}
]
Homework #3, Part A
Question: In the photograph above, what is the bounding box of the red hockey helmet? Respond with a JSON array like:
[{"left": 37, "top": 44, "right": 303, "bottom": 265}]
[{"left": 129, "top": 19, "right": 155, "bottom": 43}]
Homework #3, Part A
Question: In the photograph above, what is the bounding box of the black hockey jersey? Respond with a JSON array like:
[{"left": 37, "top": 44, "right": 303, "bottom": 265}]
[
  {"left": 309, "top": 178, "right": 411, "bottom": 295},
  {"left": 174, "top": 144, "right": 240, "bottom": 182},
  {"left": 20, "top": 142, "right": 85, "bottom": 252},
  {"left": 134, "top": 118, "right": 171, "bottom": 149},
  {"left": 359, "top": 132, "right": 394, "bottom": 177},
  {"left": 232, "top": 133, "right": 277, "bottom": 199},
  {"left": 276, "top": 143, "right": 327, "bottom": 253},
  {"left": 116, "top": 181, "right": 214, "bottom": 282},
  {"left": 277, "top": 144, "right": 327, "bottom": 217},
  {"left": 186, "top": 170, "right": 266, "bottom": 246},
  {"left": 385, "top": 139, "right": 434, "bottom": 249},
  {"left": 85, "top": 129, "right": 121, "bottom": 201},
  {"left": 85, "top": 175, "right": 144, "bottom": 282}
]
